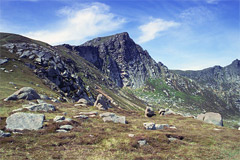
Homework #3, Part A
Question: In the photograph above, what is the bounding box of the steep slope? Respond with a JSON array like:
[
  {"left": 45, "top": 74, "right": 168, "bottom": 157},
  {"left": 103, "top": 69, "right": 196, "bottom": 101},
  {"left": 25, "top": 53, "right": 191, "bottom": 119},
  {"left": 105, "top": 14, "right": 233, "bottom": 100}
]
[
  {"left": 72, "top": 32, "right": 165, "bottom": 88},
  {"left": 58, "top": 32, "right": 239, "bottom": 119},
  {"left": 174, "top": 60, "right": 240, "bottom": 114}
]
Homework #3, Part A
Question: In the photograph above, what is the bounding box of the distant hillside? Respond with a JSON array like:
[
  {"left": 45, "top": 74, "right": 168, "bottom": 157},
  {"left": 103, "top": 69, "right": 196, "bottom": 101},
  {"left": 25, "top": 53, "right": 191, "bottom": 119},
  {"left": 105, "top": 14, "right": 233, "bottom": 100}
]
[{"left": 173, "top": 59, "right": 240, "bottom": 116}]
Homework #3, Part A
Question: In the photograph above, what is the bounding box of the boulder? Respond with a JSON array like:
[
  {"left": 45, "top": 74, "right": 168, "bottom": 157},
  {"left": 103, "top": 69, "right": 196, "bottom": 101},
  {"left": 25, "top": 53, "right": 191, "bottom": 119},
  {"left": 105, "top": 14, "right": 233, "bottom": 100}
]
[
  {"left": 6, "top": 112, "right": 45, "bottom": 130},
  {"left": 143, "top": 123, "right": 170, "bottom": 130},
  {"left": 94, "top": 94, "right": 109, "bottom": 110},
  {"left": 100, "top": 112, "right": 126, "bottom": 124},
  {"left": 24, "top": 103, "right": 56, "bottom": 112},
  {"left": 103, "top": 115, "right": 126, "bottom": 124},
  {"left": 145, "top": 107, "right": 155, "bottom": 117},
  {"left": 155, "top": 124, "right": 169, "bottom": 130},
  {"left": 197, "top": 112, "right": 223, "bottom": 126},
  {"left": 4, "top": 87, "right": 40, "bottom": 101},
  {"left": 143, "top": 122, "right": 156, "bottom": 130}
]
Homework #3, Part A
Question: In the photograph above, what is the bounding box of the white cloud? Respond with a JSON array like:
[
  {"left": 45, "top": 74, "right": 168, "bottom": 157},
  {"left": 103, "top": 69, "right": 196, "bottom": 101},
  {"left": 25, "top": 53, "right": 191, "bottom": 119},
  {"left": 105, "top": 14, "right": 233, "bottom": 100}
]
[
  {"left": 137, "top": 18, "right": 179, "bottom": 44},
  {"left": 25, "top": 3, "right": 125, "bottom": 45}
]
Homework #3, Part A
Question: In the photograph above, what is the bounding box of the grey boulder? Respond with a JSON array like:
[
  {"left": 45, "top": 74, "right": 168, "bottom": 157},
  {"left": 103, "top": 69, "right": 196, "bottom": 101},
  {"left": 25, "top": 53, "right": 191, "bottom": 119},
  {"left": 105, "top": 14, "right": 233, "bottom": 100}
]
[
  {"left": 24, "top": 103, "right": 56, "bottom": 112},
  {"left": 6, "top": 112, "right": 45, "bottom": 130},
  {"left": 100, "top": 112, "right": 126, "bottom": 124},
  {"left": 197, "top": 112, "right": 223, "bottom": 126},
  {"left": 4, "top": 87, "right": 40, "bottom": 101},
  {"left": 94, "top": 94, "right": 109, "bottom": 110},
  {"left": 0, "top": 59, "right": 8, "bottom": 65}
]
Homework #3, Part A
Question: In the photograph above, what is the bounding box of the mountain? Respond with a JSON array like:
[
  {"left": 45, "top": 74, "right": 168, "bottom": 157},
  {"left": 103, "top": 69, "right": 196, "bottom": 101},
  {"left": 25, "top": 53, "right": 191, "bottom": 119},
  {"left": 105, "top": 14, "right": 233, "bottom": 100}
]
[
  {"left": 1, "top": 32, "right": 239, "bottom": 120},
  {"left": 1, "top": 32, "right": 240, "bottom": 160},
  {"left": 174, "top": 60, "right": 240, "bottom": 115}
]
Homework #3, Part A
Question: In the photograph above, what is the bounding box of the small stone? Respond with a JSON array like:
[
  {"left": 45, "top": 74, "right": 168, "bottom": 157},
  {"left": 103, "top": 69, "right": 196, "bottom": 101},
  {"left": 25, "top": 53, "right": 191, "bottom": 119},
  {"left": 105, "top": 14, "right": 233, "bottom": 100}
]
[
  {"left": 78, "top": 111, "right": 98, "bottom": 116},
  {"left": 138, "top": 140, "right": 147, "bottom": 147},
  {"left": 59, "top": 125, "right": 73, "bottom": 131},
  {"left": 168, "top": 137, "right": 177, "bottom": 142},
  {"left": 56, "top": 129, "right": 68, "bottom": 133},
  {"left": 73, "top": 115, "right": 88, "bottom": 119},
  {"left": 0, "top": 130, "right": 11, "bottom": 137},
  {"left": 54, "top": 116, "right": 65, "bottom": 122},
  {"left": 64, "top": 118, "right": 72, "bottom": 122},
  {"left": 37, "top": 99, "right": 46, "bottom": 104},
  {"left": 128, "top": 134, "right": 135, "bottom": 137},
  {"left": 12, "top": 108, "right": 24, "bottom": 112}
]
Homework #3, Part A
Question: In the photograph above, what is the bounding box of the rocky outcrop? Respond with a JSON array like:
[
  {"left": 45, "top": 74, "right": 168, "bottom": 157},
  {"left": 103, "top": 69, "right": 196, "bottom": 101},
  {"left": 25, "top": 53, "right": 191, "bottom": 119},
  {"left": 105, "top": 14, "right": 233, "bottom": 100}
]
[
  {"left": 4, "top": 87, "right": 40, "bottom": 101},
  {"left": 6, "top": 112, "right": 45, "bottom": 130},
  {"left": 63, "top": 32, "right": 166, "bottom": 88},
  {"left": 197, "top": 112, "right": 223, "bottom": 126},
  {"left": 2, "top": 42, "right": 89, "bottom": 101}
]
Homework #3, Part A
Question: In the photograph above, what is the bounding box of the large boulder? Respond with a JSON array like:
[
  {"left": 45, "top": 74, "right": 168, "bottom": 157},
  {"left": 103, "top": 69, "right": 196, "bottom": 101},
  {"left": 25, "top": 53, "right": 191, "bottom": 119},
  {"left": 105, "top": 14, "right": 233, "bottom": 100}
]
[
  {"left": 100, "top": 112, "right": 126, "bottom": 124},
  {"left": 94, "top": 94, "right": 109, "bottom": 110},
  {"left": 145, "top": 107, "right": 155, "bottom": 117},
  {"left": 4, "top": 87, "right": 40, "bottom": 101},
  {"left": 6, "top": 112, "right": 45, "bottom": 130},
  {"left": 197, "top": 112, "right": 223, "bottom": 126},
  {"left": 24, "top": 103, "right": 56, "bottom": 112}
]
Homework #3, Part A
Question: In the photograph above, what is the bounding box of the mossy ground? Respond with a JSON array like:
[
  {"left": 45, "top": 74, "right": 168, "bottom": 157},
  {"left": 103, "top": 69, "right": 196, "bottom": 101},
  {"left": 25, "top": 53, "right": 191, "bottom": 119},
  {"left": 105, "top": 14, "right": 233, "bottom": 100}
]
[{"left": 0, "top": 101, "right": 239, "bottom": 160}]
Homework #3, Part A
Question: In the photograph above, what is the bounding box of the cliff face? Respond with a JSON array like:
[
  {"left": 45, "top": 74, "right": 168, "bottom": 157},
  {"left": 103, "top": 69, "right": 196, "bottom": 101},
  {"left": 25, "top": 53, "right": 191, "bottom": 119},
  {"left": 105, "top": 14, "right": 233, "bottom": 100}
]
[
  {"left": 174, "top": 59, "right": 240, "bottom": 112},
  {"left": 71, "top": 32, "right": 164, "bottom": 88}
]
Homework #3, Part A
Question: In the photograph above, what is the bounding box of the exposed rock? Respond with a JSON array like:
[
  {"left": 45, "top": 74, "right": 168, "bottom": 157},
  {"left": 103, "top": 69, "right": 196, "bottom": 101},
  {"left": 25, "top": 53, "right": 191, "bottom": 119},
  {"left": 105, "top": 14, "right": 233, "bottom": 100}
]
[
  {"left": 128, "top": 134, "right": 135, "bottom": 137},
  {"left": 73, "top": 115, "right": 88, "bottom": 119},
  {"left": 4, "top": 87, "right": 40, "bottom": 101},
  {"left": 138, "top": 140, "right": 147, "bottom": 147},
  {"left": 158, "top": 109, "right": 165, "bottom": 116},
  {"left": 0, "top": 59, "right": 8, "bottom": 65},
  {"left": 164, "top": 109, "right": 175, "bottom": 115},
  {"left": 24, "top": 103, "right": 56, "bottom": 112},
  {"left": 76, "top": 98, "right": 89, "bottom": 107},
  {"left": 94, "top": 94, "right": 109, "bottom": 110},
  {"left": 0, "top": 130, "right": 11, "bottom": 137},
  {"left": 6, "top": 112, "right": 45, "bottom": 130},
  {"left": 145, "top": 107, "right": 155, "bottom": 117},
  {"left": 197, "top": 112, "right": 223, "bottom": 126},
  {"left": 143, "top": 122, "right": 170, "bottom": 130},
  {"left": 168, "top": 137, "right": 178, "bottom": 142},
  {"left": 56, "top": 129, "right": 68, "bottom": 133},
  {"left": 78, "top": 111, "right": 98, "bottom": 116},
  {"left": 143, "top": 122, "right": 156, "bottom": 130},
  {"left": 155, "top": 124, "right": 169, "bottom": 130},
  {"left": 100, "top": 112, "right": 126, "bottom": 124},
  {"left": 99, "top": 112, "right": 116, "bottom": 118},
  {"left": 39, "top": 94, "right": 50, "bottom": 100},
  {"left": 238, "top": 127, "right": 240, "bottom": 130},
  {"left": 37, "top": 99, "right": 46, "bottom": 104},
  {"left": 53, "top": 116, "right": 65, "bottom": 122},
  {"left": 12, "top": 108, "right": 24, "bottom": 112},
  {"left": 59, "top": 125, "right": 73, "bottom": 131}
]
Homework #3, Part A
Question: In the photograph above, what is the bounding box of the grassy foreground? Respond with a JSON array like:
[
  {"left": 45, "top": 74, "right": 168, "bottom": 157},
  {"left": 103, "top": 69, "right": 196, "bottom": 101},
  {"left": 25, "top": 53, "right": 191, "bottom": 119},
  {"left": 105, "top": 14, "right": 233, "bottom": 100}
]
[{"left": 0, "top": 100, "right": 240, "bottom": 160}]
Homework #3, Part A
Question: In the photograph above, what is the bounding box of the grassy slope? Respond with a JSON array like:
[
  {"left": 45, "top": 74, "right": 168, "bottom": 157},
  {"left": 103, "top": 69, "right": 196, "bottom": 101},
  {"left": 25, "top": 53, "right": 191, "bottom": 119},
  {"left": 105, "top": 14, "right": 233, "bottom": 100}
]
[{"left": 0, "top": 102, "right": 240, "bottom": 160}]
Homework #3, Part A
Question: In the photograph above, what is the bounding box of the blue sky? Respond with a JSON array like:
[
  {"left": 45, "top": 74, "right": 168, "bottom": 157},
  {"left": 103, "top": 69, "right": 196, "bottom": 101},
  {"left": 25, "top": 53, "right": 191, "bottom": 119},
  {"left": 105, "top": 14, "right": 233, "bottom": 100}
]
[{"left": 0, "top": 0, "right": 239, "bottom": 70}]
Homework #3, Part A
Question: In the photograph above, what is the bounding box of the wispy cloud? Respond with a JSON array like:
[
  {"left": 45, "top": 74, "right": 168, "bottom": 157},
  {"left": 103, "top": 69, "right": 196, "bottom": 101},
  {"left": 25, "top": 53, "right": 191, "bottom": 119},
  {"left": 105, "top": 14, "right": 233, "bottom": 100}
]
[
  {"left": 25, "top": 3, "right": 125, "bottom": 45},
  {"left": 206, "top": 0, "right": 219, "bottom": 4},
  {"left": 137, "top": 18, "right": 179, "bottom": 44},
  {"left": 179, "top": 6, "right": 214, "bottom": 25}
]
